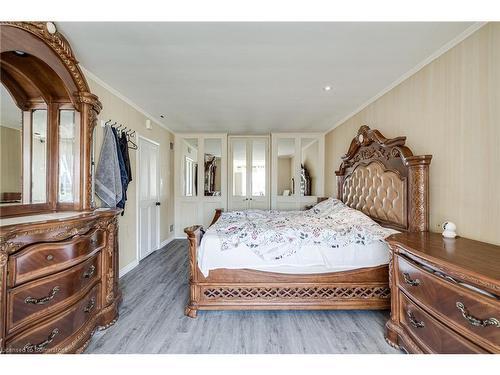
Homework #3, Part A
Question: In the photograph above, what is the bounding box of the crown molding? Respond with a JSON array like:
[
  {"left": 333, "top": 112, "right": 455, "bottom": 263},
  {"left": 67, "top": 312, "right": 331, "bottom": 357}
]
[
  {"left": 80, "top": 66, "right": 174, "bottom": 134},
  {"left": 324, "top": 22, "right": 488, "bottom": 136}
]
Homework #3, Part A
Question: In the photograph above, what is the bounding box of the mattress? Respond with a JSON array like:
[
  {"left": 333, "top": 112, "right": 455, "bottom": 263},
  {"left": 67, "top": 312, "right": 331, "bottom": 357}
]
[{"left": 198, "top": 232, "right": 390, "bottom": 277}]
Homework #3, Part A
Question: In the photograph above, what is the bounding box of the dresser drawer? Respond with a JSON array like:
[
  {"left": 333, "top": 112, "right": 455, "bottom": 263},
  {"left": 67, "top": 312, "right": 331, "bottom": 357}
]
[
  {"left": 5, "top": 284, "right": 101, "bottom": 354},
  {"left": 397, "top": 255, "right": 500, "bottom": 351},
  {"left": 8, "top": 228, "right": 105, "bottom": 286},
  {"left": 6, "top": 255, "right": 100, "bottom": 334},
  {"left": 399, "top": 292, "right": 485, "bottom": 353}
]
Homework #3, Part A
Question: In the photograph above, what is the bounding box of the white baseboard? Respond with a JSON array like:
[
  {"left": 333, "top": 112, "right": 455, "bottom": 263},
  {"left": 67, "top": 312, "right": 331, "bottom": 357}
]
[
  {"left": 159, "top": 236, "right": 175, "bottom": 249},
  {"left": 120, "top": 237, "right": 175, "bottom": 279},
  {"left": 119, "top": 259, "right": 139, "bottom": 278}
]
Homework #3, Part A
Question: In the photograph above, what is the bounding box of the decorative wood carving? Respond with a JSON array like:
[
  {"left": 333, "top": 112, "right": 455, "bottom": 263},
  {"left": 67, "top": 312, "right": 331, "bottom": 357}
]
[
  {"left": 1, "top": 22, "right": 89, "bottom": 95},
  {"left": 0, "top": 21, "right": 102, "bottom": 216},
  {"left": 335, "top": 125, "right": 432, "bottom": 232},
  {"left": 183, "top": 126, "right": 432, "bottom": 318},
  {"left": 184, "top": 220, "right": 390, "bottom": 319},
  {"left": 0, "top": 210, "right": 121, "bottom": 354},
  {"left": 385, "top": 232, "right": 500, "bottom": 353}
]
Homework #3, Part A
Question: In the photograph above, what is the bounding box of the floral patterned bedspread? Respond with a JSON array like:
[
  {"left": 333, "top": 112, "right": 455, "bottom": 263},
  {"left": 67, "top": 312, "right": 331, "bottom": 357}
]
[{"left": 207, "top": 198, "right": 398, "bottom": 261}]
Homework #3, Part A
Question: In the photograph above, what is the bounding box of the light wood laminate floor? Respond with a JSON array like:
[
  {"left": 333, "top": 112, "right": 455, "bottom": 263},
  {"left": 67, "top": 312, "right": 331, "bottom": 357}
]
[{"left": 85, "top": 240, "right": 400, "bottom": 354}]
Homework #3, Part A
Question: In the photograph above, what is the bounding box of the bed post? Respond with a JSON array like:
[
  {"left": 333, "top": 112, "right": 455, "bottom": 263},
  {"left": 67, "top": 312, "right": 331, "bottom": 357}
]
[
  {"left": 405, "top": 156, "right": 432, "bottom": 232},
  {"left": 184, "top": 225, "right": 203, "bottom": 318}
]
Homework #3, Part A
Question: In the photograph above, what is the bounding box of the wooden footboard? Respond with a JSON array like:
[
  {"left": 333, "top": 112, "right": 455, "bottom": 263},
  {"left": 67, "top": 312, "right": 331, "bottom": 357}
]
[{"left": 184, "top": 210, "right": 390, "bottom": 318}]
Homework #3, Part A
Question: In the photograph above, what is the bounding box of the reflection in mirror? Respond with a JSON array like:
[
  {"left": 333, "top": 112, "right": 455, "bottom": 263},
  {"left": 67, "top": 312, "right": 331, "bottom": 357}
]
[
  {"left": 300, "top": 138, "right": 319, "bottom": 196},
  {"left": 182, "top": 138, "right": 198, "bottom": 197},
  {"left": 251, "top": 140, "right": 266, "bottom": 197},
  {"left": 31, "top": 109, "right": 48, "bottom": 203},
  {"left": 277, "top": 138, "right": 295, "bottom": 196},
  {"left": 0, "top": 84, "right": 23, "bottom": 205},
  {"left": 232, "top": 139, "right": 246, "bottom": 197},
  {"left": 204, "top": 138, "right": 221, "bottom": 196},
  {"left": 58, "top": 110, "right": 76, "bottom": 202}
]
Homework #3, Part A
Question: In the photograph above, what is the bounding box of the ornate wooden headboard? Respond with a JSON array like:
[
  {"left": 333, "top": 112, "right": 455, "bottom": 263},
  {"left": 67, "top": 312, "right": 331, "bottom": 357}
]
[{"left": 335, "top": 126, "right": 432, "bottom": 232}]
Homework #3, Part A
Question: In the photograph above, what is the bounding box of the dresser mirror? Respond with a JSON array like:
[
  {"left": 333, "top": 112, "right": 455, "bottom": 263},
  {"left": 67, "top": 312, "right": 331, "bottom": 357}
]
[
  {"left": 0, "top": 83, "right": 25, "bottom": 205},
  {"left": 0, "top": 22, "right": 102, "bottom": 217}
]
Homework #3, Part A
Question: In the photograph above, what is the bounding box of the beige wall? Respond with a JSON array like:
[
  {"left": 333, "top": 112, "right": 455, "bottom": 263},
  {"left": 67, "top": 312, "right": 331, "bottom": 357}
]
[
  {"left": 0, "top": 126, "right": 22, "bottom": 194},
  {"left": 325, "top": 23, "right": 500, "bottom": 245},
  {"left": 87, "top": 76, "right": 175, "bottom": 271}
]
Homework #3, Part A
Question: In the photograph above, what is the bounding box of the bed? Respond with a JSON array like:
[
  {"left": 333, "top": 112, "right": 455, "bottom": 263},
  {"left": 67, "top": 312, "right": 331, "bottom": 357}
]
[{"left": 184, "top": 125, "right": 432, "bottom": 317}]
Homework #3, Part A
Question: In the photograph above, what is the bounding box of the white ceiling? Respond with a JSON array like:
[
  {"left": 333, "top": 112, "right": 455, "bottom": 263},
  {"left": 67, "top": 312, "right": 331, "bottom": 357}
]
[{"left": 57, "top": 22, "right": 474, "bottom": 134}]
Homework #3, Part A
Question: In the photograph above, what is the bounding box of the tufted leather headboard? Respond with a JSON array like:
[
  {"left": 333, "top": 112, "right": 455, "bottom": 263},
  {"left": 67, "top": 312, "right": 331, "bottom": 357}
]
[{"left": 335, "top": 126, "right": 432, "bottom": 232}]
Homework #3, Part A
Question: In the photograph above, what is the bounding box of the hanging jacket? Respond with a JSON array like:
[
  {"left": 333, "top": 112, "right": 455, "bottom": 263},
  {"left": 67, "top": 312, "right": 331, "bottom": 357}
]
[
  {"left": 111, "top": 127, "right": 129, "bottom": 212},
  {"left": 120, "top": 132, "right": 132, "bottom": 182},
  {"left": 95, "top": 125, "right": 122, "bottom": 207}
]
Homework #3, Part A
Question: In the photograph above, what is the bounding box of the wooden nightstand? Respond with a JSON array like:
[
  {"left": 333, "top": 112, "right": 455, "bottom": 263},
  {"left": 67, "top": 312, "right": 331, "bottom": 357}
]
[{"left": 385, "top": 232, "right": 500, "bottom": 354}]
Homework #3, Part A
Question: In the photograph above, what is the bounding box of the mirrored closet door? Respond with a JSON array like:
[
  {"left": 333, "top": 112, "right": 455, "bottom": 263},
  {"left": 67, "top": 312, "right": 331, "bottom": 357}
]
[
  {"left": 228, "top": 136, "right": 270, "bottom": 211},
  {"left": 174, "top": 134, "right": 227, "bottom": 236},
  {"left": 271, "top": 133, "right": 324, "bottom": 210}
]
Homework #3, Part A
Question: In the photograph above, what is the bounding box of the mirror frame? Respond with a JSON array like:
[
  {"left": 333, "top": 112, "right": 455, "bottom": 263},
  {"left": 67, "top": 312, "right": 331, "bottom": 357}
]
[{"left": 0, "top": 22, "right": 102, "bottom": 217}]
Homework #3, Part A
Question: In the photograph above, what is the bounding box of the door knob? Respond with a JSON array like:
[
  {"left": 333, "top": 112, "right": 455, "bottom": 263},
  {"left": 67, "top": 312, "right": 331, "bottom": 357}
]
[{"left": 155, "top": 202, "right": 161, "bottom": 206}]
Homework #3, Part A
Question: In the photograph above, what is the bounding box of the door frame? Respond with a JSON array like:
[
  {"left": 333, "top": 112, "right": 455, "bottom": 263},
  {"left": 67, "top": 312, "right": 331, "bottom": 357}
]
[{"left": 136, "top": 134, "right": 161, "bottom": 262}]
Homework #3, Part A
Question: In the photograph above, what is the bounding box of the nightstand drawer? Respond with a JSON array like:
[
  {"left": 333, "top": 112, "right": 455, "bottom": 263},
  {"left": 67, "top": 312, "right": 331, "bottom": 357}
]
[
  {"left": 399, "top": 292, "right": 486, "bottom": 353},
  {"left": 397, "top": 255, "right": 500, "bottom": 351}
]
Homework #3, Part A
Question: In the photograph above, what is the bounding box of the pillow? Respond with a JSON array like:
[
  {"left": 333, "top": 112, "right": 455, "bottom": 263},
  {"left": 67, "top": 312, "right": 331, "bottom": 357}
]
[{"left": 308, "top": 198, "right": 345, "bottom": 217}]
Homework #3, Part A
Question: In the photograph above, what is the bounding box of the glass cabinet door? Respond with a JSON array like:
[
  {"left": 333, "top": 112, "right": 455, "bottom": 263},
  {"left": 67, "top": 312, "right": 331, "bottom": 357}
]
[
  {"left": 228, "top": 137, "right": 269, "bottom": 210},
  {"left": 231, "top": 139, "right": 247, "bottom": 198}
]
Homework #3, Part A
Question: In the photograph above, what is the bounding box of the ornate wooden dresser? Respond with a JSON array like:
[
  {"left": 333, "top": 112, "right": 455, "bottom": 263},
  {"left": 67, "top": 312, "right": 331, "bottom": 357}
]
[
  {"left": 0, "top": 22, "right": 122, "bottom": 353},
  {"left": 385, "top": 232, "right": 500, "bottom": 353},
  {"left": 0, "top": 210, "right": 121, "bottom": 353}
]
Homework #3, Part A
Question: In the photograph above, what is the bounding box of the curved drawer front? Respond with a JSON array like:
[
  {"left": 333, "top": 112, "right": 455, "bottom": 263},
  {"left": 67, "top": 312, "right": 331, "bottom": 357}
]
[
  {"left": 5, "top": 284, "right": 101, "bottom": 354},
  {"left": 399, "top": 292, "right": 485, "bottom": 353},
  {"left": 9, "top": 228, "right": 105, "bottom": 286},
  {"left": 397, "top": 255, "right": 500, "bottom": 350},
  {"left": 7, "top": 255, "right": 100, "bottom": 334}
]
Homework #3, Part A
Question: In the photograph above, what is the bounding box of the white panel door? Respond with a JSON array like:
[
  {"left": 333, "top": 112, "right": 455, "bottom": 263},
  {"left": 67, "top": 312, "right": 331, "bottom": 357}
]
[
  {"left": 138, "top": 136, "right": 160, "bottom": 260},
  {"left": 229, "top": 136, "right": 270, "bottom": 211}
]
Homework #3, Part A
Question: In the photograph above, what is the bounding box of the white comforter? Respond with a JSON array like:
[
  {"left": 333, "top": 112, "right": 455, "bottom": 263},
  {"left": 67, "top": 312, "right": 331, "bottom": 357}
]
[{"left": 198, "top": 198, "right": 398, "bottom": 277}]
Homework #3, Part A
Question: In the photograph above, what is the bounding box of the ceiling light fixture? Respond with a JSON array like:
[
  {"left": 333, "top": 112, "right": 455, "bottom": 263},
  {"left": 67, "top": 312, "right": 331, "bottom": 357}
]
[{"left": 323, "top": 85, "right": 332, "bottom": 91}]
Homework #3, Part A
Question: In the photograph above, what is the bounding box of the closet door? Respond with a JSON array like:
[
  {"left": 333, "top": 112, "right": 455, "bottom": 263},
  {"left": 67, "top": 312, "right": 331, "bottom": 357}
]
[
  {"left": 271, "top": 133, "right": 325, "bottom": 210},
  {"left": 228, "top": 136, "right": 270, "bottom": 211},
  {"left": 174, "top": 134, "right": 227, "bottom": 237}
]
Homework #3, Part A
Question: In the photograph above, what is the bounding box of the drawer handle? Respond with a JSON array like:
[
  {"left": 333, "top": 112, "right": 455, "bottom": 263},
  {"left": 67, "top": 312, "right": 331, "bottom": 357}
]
[
  {"left": 22, "top": 328, "right": 59, "bottom": 353},
  {"left": 403, "top": 272, "right": 420, "bottom": 286},
  {"left": 407, "top": 311, "right": 425, "bottom": 328},
  {"left": 83, "top": 265, "right": 96, "bottom": 279},
  {"left": 25, "top": 286, "right": 60, "bottom": 305},
  {"left": 84, "top": 297, "right": 96, "bottom": 313},
  {"left": 456, "top": 302, "right": 500, "bottom": 328}
]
